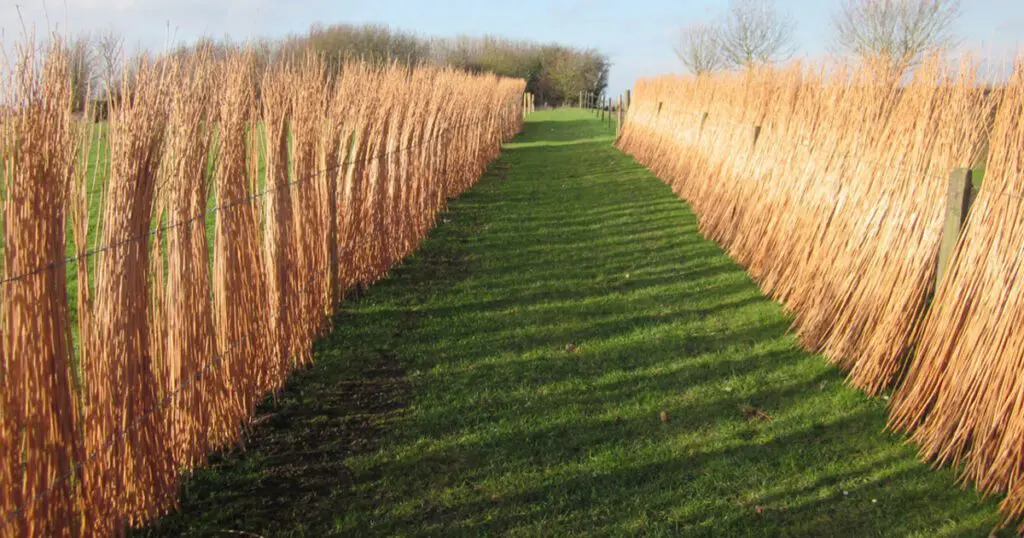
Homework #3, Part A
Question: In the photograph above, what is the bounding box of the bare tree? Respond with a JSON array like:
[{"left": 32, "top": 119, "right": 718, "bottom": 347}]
[
  {"left": 832, "top": 0, "right": 960, "bottom": 69},
  {"left": 718, "top": 0, "right": 795, "bottom": 68},
  {"left": 674, "top": 23, "right": 723, "bottom": 75},
  {"left": 67, "top": 35, "right": 96, "bottom": 113},
  {"left": 94, "top": 31, "right": 125, "bottom": 94}
]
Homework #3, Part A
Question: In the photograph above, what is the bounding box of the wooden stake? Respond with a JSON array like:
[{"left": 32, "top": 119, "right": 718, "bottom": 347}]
[{"left": 936, "top": 168, "right": 975, "bottom": 288}]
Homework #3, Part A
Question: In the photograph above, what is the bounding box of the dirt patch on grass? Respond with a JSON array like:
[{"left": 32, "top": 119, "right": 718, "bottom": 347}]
[{"left": 136, "top": 351, "right": 409, "bottom": 537}]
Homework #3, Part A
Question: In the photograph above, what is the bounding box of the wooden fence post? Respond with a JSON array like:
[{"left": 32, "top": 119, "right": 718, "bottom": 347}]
[
  {"left": 936, "top": 168, "right": 975, "bottom": 288},
  {"left": 626, "top": 89, "right": 631, "bottom": 110},
  {"left": 616, "top": 95, "right": 623, "bottom": 138}
]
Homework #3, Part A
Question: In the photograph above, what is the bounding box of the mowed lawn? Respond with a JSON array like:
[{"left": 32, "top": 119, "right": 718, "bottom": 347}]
[{"left": 140, "top": 108, "right": 1008, "bottom": 537}]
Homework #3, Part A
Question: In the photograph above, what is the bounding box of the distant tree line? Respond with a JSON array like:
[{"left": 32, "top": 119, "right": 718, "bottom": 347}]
[
  {"left": 285, "top": 24, "right": 609, "bottom": 106},
  {"left": 66, "top": 22, "right": 609, "bottom": 115}
]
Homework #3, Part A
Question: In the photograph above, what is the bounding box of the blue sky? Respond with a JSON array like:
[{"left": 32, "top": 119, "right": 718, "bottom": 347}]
[{"left": 5, "top": 1, "right": 1023, "bottom": 94}]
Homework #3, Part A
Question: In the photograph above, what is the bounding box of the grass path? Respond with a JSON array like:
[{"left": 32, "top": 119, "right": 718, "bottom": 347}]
[{"left": 142, "top": 109, "right": 1006, "bottom": 537}]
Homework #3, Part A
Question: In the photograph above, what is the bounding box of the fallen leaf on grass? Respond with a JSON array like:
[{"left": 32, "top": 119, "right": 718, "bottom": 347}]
[{"left": 739, "top": 403, "right": 772, "bottom": 422}]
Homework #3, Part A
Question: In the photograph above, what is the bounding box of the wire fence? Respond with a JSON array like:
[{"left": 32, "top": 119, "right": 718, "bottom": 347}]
[
  {"left": 4, "top": 261, "right": 331, "bottom": 523},
  {"left": 0, "top": 107, "right": 516, "bottom": 528},
  {"left": 623, "top": 104, "right": 1024, "bottom": 204},
  {"left": 0, "top": 114, "right": 502, "bottom": 288}
]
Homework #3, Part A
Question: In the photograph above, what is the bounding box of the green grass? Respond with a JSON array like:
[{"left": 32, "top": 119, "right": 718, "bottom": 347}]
[{"left": 139, "top": 108, "right": 1007, "bottom": 537}]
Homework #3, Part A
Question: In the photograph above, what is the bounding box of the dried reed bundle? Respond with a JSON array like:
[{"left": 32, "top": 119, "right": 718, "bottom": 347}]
[
  {"left": 1, "top": 41, "right": 525, "bottom": 535},
  {"left": 334, "top": 62, "right": 376, "bottom": 295},
  {"left": 357, "top": 66, "right": 398, "bottom": 285},
  {"left": 210, "top": 51, "right": 270, "bottom": 447},
  {"left": 80, "top": 55, "right": 176, "bottom": 532},
  {"left": 0, "top": 38, "right": 85, "bottom": 538},
  {"left": 889, "top": 59, "right": 1024, "bottom": 525},
  {"left": 260, "top": 64, "right": 298, "bottom": 389},
  {"left": 288, "top": 54, "right": 330, "bottom": 367},
  {"left": 158, "top": 52, "right": 217, "bottom": 473},
  {"left": 617, "top": 57, "right": 990, "bottom": 395}
]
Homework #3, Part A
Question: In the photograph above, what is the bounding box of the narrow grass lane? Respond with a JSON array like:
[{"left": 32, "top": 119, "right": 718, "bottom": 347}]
[{"left": 142, "top": 109, "right": 1006, "bottom": 537}]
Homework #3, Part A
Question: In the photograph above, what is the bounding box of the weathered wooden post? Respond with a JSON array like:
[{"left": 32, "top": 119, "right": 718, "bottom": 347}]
[
  {"left": 935, "top": 168, "right": 975, "bottom": 288},
  {"left": 609, "top": 97, "right": 614, "bottom": 130},
  {"left": 616, "top": 95, "right": 624, "bottom": 138},
  {"left": 626, "top": 89, "right": 631, "bottom": 109}
]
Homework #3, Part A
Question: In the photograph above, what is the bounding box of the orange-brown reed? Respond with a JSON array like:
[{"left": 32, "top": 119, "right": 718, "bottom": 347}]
[
  {"left": 0, "top": 37, "right": 85, "bottom": 538},
  {"left": 616, "top": 57, "right": 1024, "bottom": 525},
  {"left": 889, "top": 58, "right": 1024, "bottom": 528},
  {"left": 617, "top": 58, "right": 992, "bottom": 396},
  {"left": 0, "top": 39, "right": 525, "bottom": 536},
  {"left": 81, "top": 54, "right": 179, "bottom": 533}
]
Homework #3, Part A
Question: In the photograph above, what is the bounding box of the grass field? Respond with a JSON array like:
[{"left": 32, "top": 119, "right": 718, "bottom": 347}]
[{"left": 137, "top": 108, "right": 1008, "bottom": 537}]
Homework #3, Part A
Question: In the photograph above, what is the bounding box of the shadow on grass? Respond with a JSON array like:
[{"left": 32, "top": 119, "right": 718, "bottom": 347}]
[{"left": 138, "top": 109, "right": 1009, "bottom": 537}]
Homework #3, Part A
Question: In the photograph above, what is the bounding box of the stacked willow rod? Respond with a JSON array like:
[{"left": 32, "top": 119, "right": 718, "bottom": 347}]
[
  {"left": 0, "top": 40, "right": 525, "bottom": 536},
  {"left": 889, "top": 60, "right": 1024, "bottom": 526},
  {"left": 616, "top": 58, "right": 1024, "bottom": 525},
  {"left": 617, "top": 59, "right": 992, "bottom": 396},
  {"left": 0, "top": 39, "right": 84, "bottom": 538}
]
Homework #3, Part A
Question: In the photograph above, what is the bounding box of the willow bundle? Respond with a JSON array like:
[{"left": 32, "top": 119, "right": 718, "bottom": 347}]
[
  {"left": 617, "top": 58, "right": 990, "bottom": 395},
  {"left": 288, "top": 55, "right": 330, "bottom": 366},
  {"left": 889, "top": 59, "right": 1024, "bottom": 525},
  {"left": 80, "top": 56, "right": 177, "bottom": 532},
  {"left": 1, "top": 42, "right": 526, "bottom": 535},
  {"left": 415, "top": 70, "right": 452, "bottom": 240},
  {"left": 334, "top": 63, "right": 376, "bottom": 294},
  {"left": 157, "top": 53, "right": 218, "bottom": 472},
  {"left": 318, "top": 63, "right": 351, "bottom": 311},
  {"left": 260, "top": 65, "right": 298, "bottom": 388},
  {"left": 357, "top": 68, "right": 398, "bottom": 285},
  {"left": 393, "top": 69, "right": 423, "bottom": 261},
  {"left": 211, "top": 52, "right": 270, "bottom": 444},
  {"left": 0, "top": 39, "right": 84, "bottom": 538}
]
